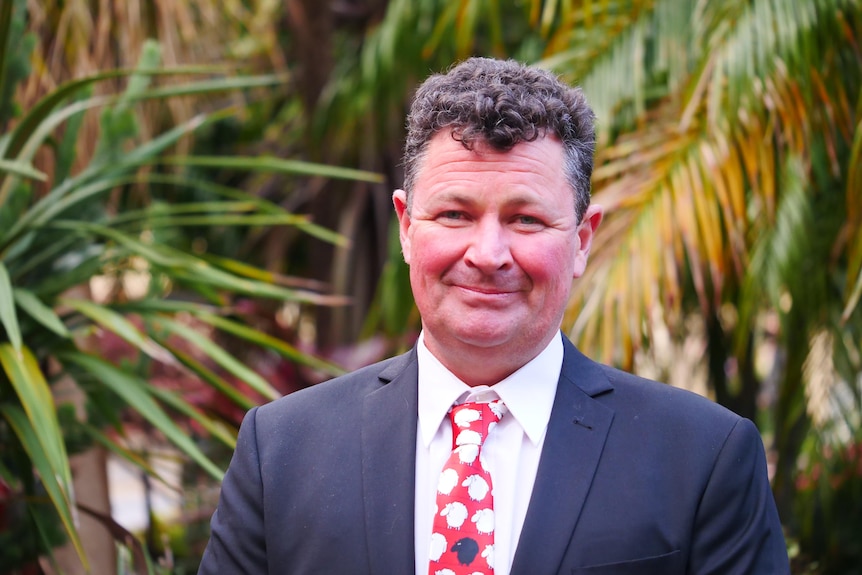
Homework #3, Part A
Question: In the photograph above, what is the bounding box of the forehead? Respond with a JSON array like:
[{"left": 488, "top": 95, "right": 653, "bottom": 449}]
[{"left": 413, "top": 132, "right": 569, "bottom": 201}]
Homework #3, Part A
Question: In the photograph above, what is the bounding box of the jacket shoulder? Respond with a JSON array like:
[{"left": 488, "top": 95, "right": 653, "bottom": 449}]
[
  {"left": 561, "top": 337, "right": 743, "bottom": 443},
  {"left": 254, "top": 348, "right": 416, "bottom": 424},
  {"left": 598, "top": 363, "right": 740, "bottom": 425}
]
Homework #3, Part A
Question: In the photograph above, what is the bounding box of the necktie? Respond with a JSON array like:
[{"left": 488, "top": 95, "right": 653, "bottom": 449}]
[{"left": 428, "top": 399, "right": 507, "bottom": 575}]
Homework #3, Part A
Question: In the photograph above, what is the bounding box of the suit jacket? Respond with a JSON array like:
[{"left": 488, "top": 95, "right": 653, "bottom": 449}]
[{"left": 198, "top": 336, "right": 789, "bottom": 574}]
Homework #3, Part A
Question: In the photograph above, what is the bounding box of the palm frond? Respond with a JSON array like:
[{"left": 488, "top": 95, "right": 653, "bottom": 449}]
[{"left": 566, "top": 0, "right": 861, "bottom": 369}]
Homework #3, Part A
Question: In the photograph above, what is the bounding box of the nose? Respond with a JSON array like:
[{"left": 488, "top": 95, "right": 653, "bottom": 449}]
[{"left": 464, "top": 218, "right": 513, "bottom": 272}]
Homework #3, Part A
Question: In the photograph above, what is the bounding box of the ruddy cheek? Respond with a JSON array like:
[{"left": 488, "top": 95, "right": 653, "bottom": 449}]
[{"left": 519, "top": 250, "right": 568, "bottom": 289}]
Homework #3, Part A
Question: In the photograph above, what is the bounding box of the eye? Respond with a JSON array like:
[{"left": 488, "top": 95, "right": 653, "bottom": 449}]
[
  {"left": 438, "top": 210, "right": 465, "bottom": 221},
  {"left": 513, "top": 214, "right": 545, "bottom": 229}
]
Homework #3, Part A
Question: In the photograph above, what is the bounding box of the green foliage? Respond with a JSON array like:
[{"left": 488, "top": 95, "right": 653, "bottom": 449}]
[
  {"left": 0, "top": 1, "right": 379, "bottom": 568},
  {"left": 0, "top": 482, "right": 67, "bottom": 573},
  {"left": 795, "top": 434, "right": 862, "bottom": 573},
  {"left": 0, "top": 0, "right": 33, "bottom": 125}
]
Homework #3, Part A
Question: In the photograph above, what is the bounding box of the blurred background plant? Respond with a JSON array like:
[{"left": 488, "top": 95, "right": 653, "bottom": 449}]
[
  {"left": 0, "top": 0, "right": 377, "bottom": 572},
  {"left": 2, "top": 0, "right": 860, "bottom": 573}
]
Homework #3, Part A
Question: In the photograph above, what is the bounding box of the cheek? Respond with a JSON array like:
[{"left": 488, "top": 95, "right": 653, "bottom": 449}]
[
  {"left": 409, "top": 233, "right": 459, "bottom": 278},
  {"left": 517, "top": 243, "right": 576, "bottom": 291},
  {"left": 518, "top": 242, "right": 574, "bottom": 277}
]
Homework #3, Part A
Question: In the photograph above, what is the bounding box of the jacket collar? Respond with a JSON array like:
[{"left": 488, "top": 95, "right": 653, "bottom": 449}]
[
  {"left": 361, "top": 348, "right": 419, "bottom": 574},
  {"left": 510, "top": 337, "right": 615, "bottom": 574}
]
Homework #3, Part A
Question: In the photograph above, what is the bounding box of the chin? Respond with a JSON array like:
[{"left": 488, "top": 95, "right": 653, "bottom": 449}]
[{"left": 450, "top": 326, "right": 518, "bottom": 350}]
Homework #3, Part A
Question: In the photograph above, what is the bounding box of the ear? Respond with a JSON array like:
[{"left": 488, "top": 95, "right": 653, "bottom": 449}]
[
  {"left": 572, "top": 204, "right": 603, "bottom": 278},
  {"left": 393, "top": 189, "right": 412, "bottom": 264}
]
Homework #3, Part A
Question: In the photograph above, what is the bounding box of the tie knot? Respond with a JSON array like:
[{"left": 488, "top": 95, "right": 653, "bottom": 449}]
[{"left": 449, "top": 400, "right": 507, "bottom": 448}]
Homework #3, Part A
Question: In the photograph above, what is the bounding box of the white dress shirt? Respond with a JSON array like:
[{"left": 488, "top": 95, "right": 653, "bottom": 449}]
[{"left": 414, "top": 332, "right": 563, "bottom": 575}]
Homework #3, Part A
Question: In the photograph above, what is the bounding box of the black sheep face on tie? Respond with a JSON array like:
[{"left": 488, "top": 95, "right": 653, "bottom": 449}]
[{"left": 451, "top": 537, "right": 480, "bottom": 565}]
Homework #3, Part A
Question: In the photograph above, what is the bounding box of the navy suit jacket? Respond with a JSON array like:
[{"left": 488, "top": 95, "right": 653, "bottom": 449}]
[{"left": 198, "top": 337, "right": 789, "bottom": 574}]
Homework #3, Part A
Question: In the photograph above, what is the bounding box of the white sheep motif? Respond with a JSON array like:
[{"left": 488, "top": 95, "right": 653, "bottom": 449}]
[
  {"left": 454, "top": 407, "right": 481, "bottom": 428},
  {"left": 455, "top": 444, "right": 479, "bottom": 464},
  {"left": 455, "top": 429, "right": 482, "bottom": 446},
  {"left": 429, "top": 532, "right": 447, "bottom": 562},
  {"left": 441, "top": 501, "right": 468, "bottom": 529},
  {"left": 488, "top": 400, "right": 507, "bottom": 419},
  {"left": 461, "top": 474, "right": 490, "bottom": 501},
  {"left": 472, "top": 508, "right": 495, "bottom": 534},
  {"left": 437, "top": 468, "right": 459, "bottom": 495},
  {"left": 481, "top": 544, "right": 495, "bottom": 568}
]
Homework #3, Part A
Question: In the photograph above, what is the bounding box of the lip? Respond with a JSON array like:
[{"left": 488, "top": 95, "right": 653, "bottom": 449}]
[
  {"left": 464, "top": 287, "right": 511, "bottom": 295},
  {"left": 454, "top": 284, "right": 520, "bottom": 297}
]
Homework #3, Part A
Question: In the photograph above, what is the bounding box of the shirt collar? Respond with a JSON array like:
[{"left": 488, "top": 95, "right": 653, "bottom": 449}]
[{"left": 417, "top": 332, "right": 563, "bottom": 448}]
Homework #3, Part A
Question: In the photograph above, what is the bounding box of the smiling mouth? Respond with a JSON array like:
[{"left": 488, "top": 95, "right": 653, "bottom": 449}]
[{"left": 455, "top": 285, "right": 518, "bottom": 296}]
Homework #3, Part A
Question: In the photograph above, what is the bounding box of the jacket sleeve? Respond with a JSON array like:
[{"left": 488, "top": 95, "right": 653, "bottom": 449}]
[
  {"left": 688, "top": 417, "right": 789, "bottom": 574},
  {"left": 198, "top": 407, "right": 268, "bottom": 574}
]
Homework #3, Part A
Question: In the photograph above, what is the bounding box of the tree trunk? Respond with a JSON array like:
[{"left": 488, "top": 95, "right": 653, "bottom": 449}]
[
  {"left": 50, "top": 447, "right": 116, "bottom": 575},
  {"left": 49, "top": 376, "right": 116, "bottom": 574}
]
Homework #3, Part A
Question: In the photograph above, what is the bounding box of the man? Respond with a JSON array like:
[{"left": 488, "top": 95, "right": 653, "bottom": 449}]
[{"left": 199, "top": 58, "right": 789, "bottom": 574}]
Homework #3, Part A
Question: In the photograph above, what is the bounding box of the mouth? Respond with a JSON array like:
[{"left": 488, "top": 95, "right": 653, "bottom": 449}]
[
  {"left": 459, "top": 285, "right": 512, "bottom": 295},
  {"left": 453, "top": 284, "right": 520, "bottom": 297},
  {"left": 442, "top": 272, "right": 528, "bottom": 299}
]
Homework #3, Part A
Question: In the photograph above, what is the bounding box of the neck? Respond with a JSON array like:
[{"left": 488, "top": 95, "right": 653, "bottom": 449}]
[{"left": 422, "top": 333, "right": 555, "bottom": 387}]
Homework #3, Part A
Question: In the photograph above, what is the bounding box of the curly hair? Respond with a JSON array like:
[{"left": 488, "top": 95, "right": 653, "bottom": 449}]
[{"left": 403, "top": 57, "right": 596, "bottom": 221}]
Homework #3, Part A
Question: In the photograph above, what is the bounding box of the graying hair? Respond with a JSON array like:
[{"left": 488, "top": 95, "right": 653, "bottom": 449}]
[{"left": 402, "top": 57, "right": 596, "bottom": 221}]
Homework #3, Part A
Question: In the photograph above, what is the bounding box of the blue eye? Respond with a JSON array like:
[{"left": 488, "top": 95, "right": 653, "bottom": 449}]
[{"left": 517, "top": 215, "right": 541, "bottom": 225}]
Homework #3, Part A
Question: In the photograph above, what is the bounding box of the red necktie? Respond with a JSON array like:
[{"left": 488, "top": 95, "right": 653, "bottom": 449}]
[{"left": 428, "top": 400, "right": 507, "bottom": 575}]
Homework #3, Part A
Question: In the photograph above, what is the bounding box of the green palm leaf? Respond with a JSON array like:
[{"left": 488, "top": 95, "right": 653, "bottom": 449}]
[
  {"left": 0, "top": 344, "right": 72, "bottom": 488},
  {"left": 0, "top": 262, "right": 22, "bottom": 352},
  {"left": 13, "top": 289, "right": 69, "bottom": 337},
  {"left": 149, "top": 316, "right": 281, "bottom": 402},
  {"left": 58, "top": 351, "right": 225, "bottom": 481},
  {"left": 0, "top": 405, "right": 87, "bottom": 569}
]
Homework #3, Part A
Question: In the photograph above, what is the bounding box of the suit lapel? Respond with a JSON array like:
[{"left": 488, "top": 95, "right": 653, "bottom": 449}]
[
  {"left": 361, "top": 351, "right": 419, "bottom": 575},
  {"left": 510, "top": 339, "right": 615, "bottom": 575}
]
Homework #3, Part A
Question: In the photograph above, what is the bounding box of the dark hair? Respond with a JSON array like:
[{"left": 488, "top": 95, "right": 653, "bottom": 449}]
[{"left": 403, "top": 57, "right": 596, "bottom": 221}]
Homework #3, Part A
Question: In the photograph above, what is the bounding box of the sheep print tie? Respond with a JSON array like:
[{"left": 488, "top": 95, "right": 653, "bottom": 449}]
[{"left": 428, "top": 400, "right": 507, "bottom": 575}]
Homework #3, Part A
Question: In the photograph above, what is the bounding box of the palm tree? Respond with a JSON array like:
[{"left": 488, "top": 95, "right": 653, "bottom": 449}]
[{"left": 555, "top": 0, "right": 861, "bottom": 533}]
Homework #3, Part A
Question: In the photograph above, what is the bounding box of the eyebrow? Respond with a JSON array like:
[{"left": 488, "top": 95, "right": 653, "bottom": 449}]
[{"left": 427, "top": 190, "right": 543, "bottom": 208}]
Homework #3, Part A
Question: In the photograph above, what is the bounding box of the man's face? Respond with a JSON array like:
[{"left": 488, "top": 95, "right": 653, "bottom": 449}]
[{"left": 394, "top": 132, "right": 602, "bottom": 381}]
